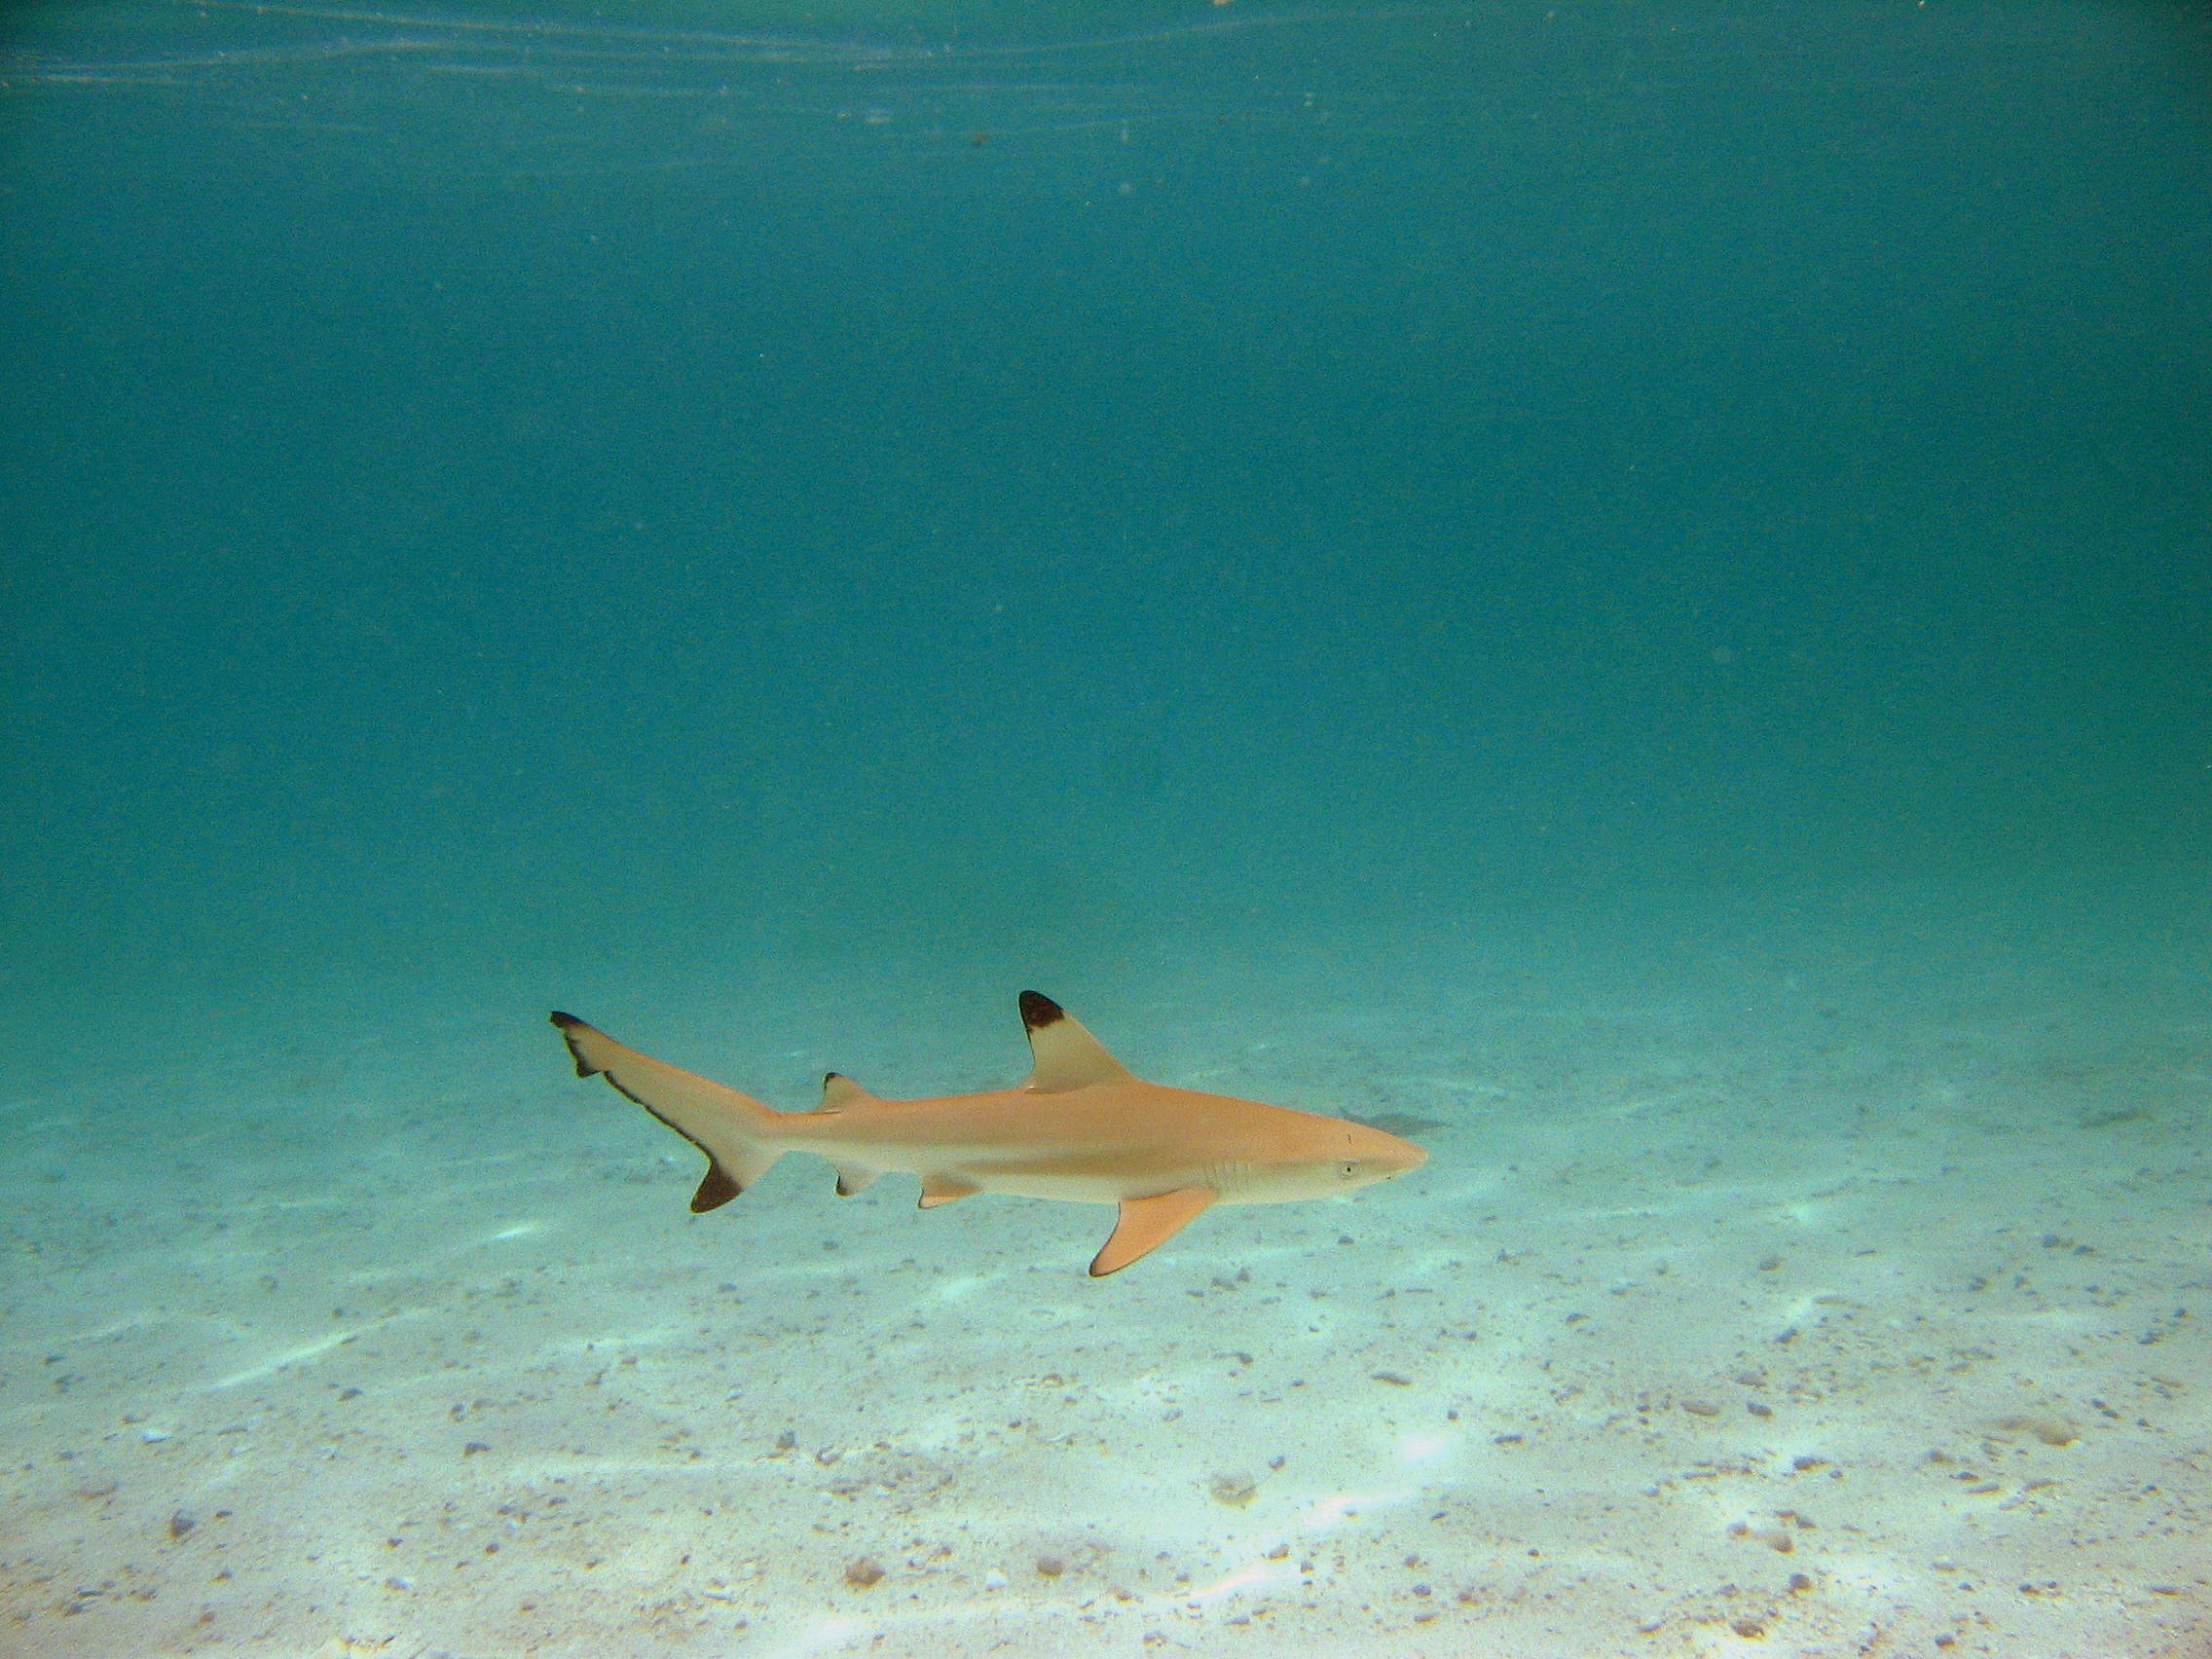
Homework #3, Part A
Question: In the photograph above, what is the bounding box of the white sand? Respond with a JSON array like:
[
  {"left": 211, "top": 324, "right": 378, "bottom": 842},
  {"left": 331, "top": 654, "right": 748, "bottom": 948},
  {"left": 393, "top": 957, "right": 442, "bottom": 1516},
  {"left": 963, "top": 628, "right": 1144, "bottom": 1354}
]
[{"left": 3, "top": 872, "right": 2206, "bottom": 1657}]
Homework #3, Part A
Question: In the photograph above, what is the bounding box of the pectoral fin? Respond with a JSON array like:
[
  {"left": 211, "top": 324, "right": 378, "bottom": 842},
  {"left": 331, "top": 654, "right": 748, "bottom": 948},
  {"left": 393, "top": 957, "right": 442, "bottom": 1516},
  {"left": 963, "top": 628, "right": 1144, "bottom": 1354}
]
[{"left": 1089, "top": 1187, "right": 1216, "bottom": 1277}]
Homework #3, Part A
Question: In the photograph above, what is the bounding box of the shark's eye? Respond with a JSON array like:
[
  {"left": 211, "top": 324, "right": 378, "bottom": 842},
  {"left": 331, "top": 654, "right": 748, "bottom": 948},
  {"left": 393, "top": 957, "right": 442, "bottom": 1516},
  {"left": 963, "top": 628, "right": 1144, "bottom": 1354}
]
[{"left": 1343, "top": 1162, "right": 1357, "bottom": 1176}]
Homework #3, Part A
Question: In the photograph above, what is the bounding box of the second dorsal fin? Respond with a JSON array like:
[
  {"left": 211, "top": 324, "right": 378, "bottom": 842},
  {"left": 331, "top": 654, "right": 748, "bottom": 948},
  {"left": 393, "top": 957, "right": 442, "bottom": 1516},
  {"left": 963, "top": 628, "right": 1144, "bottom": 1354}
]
[
  {"left": 1018, "top": 991, "right": 1136, "bottom": 1092},
  {"left": 818, "top": 1072, "right": 881, "bottom": 1113}
]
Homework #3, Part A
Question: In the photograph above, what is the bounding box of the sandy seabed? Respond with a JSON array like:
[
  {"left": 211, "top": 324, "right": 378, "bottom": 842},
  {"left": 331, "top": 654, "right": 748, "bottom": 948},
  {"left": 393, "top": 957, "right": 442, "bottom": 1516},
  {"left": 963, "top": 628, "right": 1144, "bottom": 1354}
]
[{"left": 4, "top": 871, "right": 2207, "bottom": 1658}]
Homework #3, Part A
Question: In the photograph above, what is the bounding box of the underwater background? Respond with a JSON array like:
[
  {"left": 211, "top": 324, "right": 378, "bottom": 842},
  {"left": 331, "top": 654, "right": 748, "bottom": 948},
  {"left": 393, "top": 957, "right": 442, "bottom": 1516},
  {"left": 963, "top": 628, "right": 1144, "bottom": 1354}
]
[{"left": 3, "top": 3, "right": 2208, "bottom": 1655}]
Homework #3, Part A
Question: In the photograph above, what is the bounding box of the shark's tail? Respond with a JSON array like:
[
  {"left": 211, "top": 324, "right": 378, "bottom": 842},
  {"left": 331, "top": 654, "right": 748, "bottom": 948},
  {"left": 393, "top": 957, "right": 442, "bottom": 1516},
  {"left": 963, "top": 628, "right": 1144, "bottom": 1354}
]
[{"left": 550, "top": 1013, "right": 789, "bottom": 1213}]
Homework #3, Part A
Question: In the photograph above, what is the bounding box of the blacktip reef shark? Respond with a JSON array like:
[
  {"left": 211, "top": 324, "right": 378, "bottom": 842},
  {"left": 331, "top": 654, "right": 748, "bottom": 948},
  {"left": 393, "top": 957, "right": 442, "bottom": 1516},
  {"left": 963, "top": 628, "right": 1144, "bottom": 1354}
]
[{"left": 550, "top": 991, "right": 1426, "bottom": 1276}]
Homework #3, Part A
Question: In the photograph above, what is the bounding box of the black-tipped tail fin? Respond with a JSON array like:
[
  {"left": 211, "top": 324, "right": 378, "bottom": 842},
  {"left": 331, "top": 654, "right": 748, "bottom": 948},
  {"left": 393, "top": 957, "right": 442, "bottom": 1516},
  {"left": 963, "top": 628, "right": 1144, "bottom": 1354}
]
[{"left": 549, "top": 1012, "right": 786, "bottom": 1209}]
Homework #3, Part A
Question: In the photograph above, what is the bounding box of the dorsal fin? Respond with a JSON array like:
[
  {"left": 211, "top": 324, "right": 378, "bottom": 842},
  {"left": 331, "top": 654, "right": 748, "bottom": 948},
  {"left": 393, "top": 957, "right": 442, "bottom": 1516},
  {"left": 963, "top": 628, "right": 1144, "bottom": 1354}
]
[
  {"left": 1018, "top": 991, "right": 1136, "bottom": 1092},
  {"left": 818, "top": 1072, "right": 880, "bottom": 1113}
]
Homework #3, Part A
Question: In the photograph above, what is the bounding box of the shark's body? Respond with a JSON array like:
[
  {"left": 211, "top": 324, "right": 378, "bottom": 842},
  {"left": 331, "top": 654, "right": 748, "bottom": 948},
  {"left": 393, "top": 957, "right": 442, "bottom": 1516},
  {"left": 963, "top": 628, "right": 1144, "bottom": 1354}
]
[{"left": 551, "top": 991, "right": 1425, "bottom": 1275}]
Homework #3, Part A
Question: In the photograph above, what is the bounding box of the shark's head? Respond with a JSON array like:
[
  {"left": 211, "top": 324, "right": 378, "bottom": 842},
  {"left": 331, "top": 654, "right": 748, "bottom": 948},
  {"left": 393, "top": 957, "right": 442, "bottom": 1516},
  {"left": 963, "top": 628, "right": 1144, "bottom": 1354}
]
[
  {"left": 1332, "top": 1119, "right": 1429, "bottom": 1189},
  {"left": 1239, "top": 1114, "right": 1426, "bottom": 1201}
]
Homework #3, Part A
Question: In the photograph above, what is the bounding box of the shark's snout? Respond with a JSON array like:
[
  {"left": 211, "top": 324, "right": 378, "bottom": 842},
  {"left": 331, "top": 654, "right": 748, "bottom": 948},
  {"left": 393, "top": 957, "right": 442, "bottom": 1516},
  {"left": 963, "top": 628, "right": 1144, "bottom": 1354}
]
[
  {"left": 1369, "top": 1143, "right": 1426, "bottom": 1184},
  {"left": 1345, "top": 1122, "right": 1427, "bottom": 1185}
]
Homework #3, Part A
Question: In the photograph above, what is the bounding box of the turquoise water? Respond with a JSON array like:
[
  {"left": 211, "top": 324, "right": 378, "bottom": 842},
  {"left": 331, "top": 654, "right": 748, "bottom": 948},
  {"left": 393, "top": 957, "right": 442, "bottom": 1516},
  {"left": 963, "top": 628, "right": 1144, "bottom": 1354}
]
[{"left": 3, "top": 4, "right": 2208, "bottom": 1655}]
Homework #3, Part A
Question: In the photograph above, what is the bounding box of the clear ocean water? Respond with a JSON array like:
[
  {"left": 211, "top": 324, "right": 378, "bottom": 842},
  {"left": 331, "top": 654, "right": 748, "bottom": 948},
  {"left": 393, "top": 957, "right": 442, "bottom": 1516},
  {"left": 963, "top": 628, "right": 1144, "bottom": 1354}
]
[{"left": 3, "top": 3, "right": 2207, "bottom": 1655}]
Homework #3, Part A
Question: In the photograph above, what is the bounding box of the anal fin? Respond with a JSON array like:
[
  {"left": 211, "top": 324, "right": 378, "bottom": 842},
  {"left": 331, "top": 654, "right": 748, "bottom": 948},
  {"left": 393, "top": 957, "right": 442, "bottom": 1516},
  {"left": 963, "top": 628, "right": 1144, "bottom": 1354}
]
[
  {"left": 919, "top": 1174, "right": 979, "bottom": 1209},
  {"left": 1090, "top": 1187, "right": 1215, "bottom": 1276}
]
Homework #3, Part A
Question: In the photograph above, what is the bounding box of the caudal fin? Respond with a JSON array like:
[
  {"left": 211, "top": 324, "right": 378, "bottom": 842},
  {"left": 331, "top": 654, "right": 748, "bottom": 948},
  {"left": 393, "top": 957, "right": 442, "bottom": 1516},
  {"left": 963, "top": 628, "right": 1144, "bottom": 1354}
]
[{"left": 550, "top": 1013, "right": 788, "bottom": 1212}]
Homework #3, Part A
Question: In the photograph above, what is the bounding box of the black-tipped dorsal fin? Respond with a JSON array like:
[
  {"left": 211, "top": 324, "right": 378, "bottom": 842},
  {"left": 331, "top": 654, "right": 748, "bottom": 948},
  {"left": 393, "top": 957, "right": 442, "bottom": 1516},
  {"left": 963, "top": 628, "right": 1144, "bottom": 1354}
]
[
  {"left": 1018, "top": 991, "right": 1136, "bottom": 1092},
  {"left": 819, "top": 1072, "right": 880, "bottom": 1113}
]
